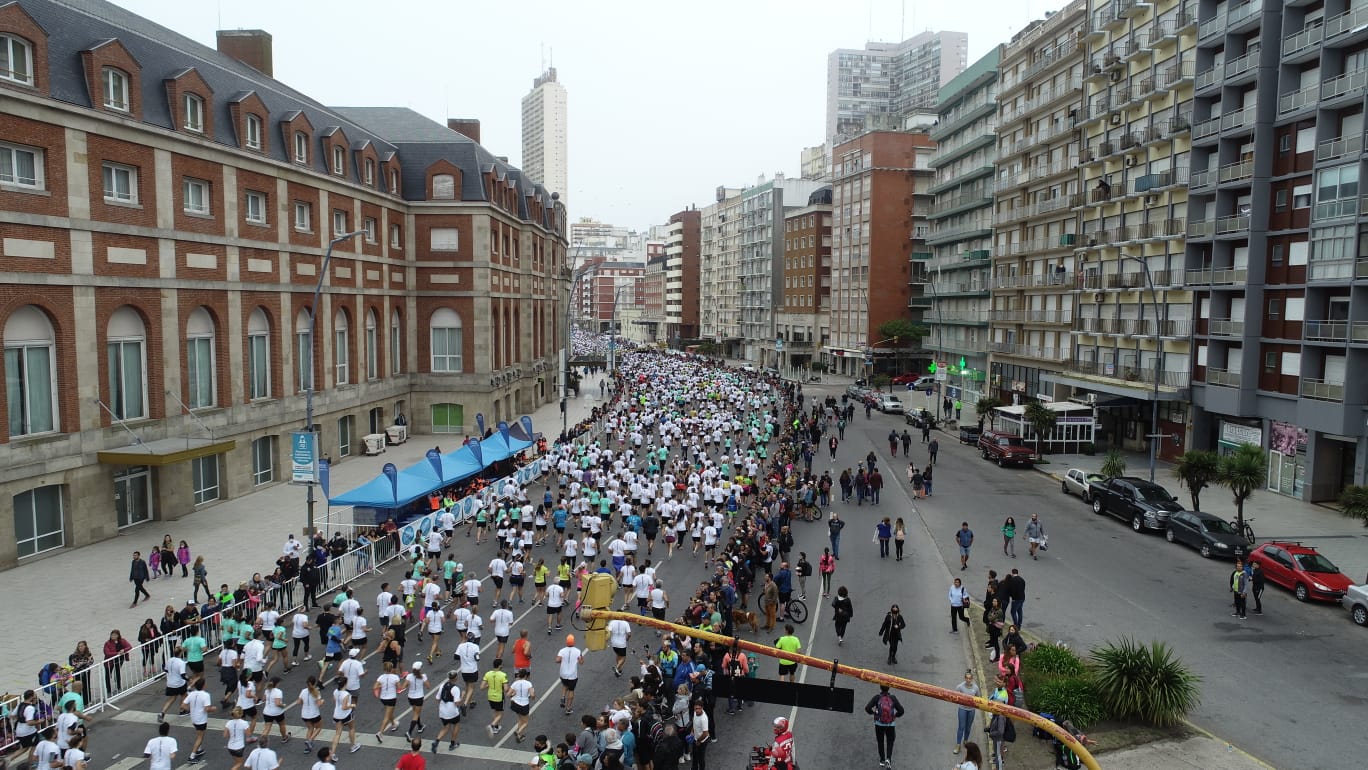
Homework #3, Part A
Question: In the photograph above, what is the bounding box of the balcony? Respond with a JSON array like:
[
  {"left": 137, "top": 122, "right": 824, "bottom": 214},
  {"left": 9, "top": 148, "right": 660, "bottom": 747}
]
[
  {"left": 1185, "top": 266, "right": 1249, "bottom": 285},
  {"left": 1317, "top": 134, "right": 1365, "bottom": 162},
  {"left": 1187, "top": 219, "right": 1215, "bottom": 238},
  {"left": 1314, "top": 197, "right": 1359, "bottom": 221},
  {"left": 1162, "top": 59, "right": 1196, "bottom": 87},
  {"left": 1228, "top": 0, "right": 1263, "bottom": 28},
  {"left": 1304, "top": 320, "right": 1350, "bottom": 342},
  {"left": 1325, "top": 4, "right": 1368, "bottom": 43},
  {"left": 1280, "top": 83, "right": 1320, "bottom": 114},
  {"left": 1282, "top": 24, "right": 1324, "bottom": 58},
  {"left": 930, "top": 100, "right": 998, "bottom": 140},
  {"left": 989, "top": 342, "right": 1069, "bottom": 361},
  {"left": 925, "top": 222, "right": 993, "bottom": 246},
  {"left": 1216, "top": 214, "right": 1251, "bottom": 234},
  {"left": 1301, "top": 378, "right": 1345, "bottom": 402},
  {"left": 911, "top": 251, "right": 933, "bottom": 260},
  {"left": 1066, "top": 358, "right": 1192, "bottom": 387},
  {"left": 930, "top": 188, "right": 996, "bottom": 219},
  {"left": 1206, "top": 367, "right": 1242, "bottom": 388},
  {"left": 1221, "top": 104, "right": 1258, "bottom": 132},
  {"left": 991, "top": 309, "right": 1072, "bottom": 324},
  {"left": 1195, "top": 66, "right": 1220, "bottom": 90},
  {"left": 1323, "top": 68, "right": 1368, "bottom": 101},
  {"left": 1218, "top": 160, "right": 1254, "bottom": 185},
  {"left": 1190, "top": 167, "right": 1215, "bottom": 189},
  {"left": 1208, "top": 319, "right": 1245, "bottom": 336}
]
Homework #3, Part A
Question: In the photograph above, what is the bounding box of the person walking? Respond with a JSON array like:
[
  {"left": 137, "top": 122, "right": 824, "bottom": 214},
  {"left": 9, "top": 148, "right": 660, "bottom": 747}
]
[
  {"left": 922, "top": 464, "right": 933, "bottom": 497},
  {"left": 1005, "top": 569, "right": 1026, "bottom": 628},
  {"left": 130, "top": 551, "right": 152, "bottom": 607},
  {"left": 864, "top": 684, "right": 905, "bottom": 768},
  {"left": 795, "top": 552, "right": 812, "bottom": 600},
  {"left": 877, "top": 605, "right": 905, "bottom": 664},
  {"left": 887, "top": 430, "right": 899, "bottom": 457},
  {"left": 900, "top": 431, "right": 911, "bottom": 456},
  {"left": 1001, "top": 516, "right": 1017, "bottom": 558},
  {"left": 893, "top": 519, "right": 906, "bottom": 561},
  {"left": 828, "top": 435, "right": 839, "bottom": 460},
  {"left": 1231, "top": 559, "right": 1249, "bottom": 619},
  {"left": 1251, "top": 561, "right": 1265, "bottom": 615},
  {"left": 875, "top": 518, "right": 892, "bottom": 559},
  {"left": 928, "top": 437, "right": 939, "bottom": 465},
  {"left": 868, "top": 468, "right": 884, "bottom": 505},
  {"left": 818, "top": 548, "right": 836, "bottom": 597},
  {"left": 775, "top": 625, "right": 802, "bottom": 683},
  {"left": 831, "top": 586, "right": 853, "bottom": 645},
  {"left": 1025, "top": 513, "right": 1046, "bottom": 560},
  {"left": 953, "top": 670, "right": 979, "bottom": 755},
  {"left": 828, "top": 513, "right": 845, "bottom": 559},
  {"left": 955, "top": 522, "right": 974, "bottom": 571},
  {"left": 949, "top": 578, "right": 971, "bottom": 634}
]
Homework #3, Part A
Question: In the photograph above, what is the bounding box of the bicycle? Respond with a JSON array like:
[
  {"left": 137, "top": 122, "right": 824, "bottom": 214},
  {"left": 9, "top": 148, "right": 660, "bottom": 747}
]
[
  {"left": 781, "top": 596, "right": 808, "bottom": 624},
  {"left": 1230, "top": 517, "right": 1256, "bottom": 545}
]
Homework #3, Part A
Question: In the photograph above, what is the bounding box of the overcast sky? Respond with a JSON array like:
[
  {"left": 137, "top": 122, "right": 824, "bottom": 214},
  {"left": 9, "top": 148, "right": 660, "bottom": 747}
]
[{"left": 114, "top": 0, "right": 1068, "bottom": 231}]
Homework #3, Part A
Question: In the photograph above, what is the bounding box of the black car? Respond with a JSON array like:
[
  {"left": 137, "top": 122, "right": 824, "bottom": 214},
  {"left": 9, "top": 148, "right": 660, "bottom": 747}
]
[
  {"left": 958, "top": 425, "right": 981, "bottom": 445},
  {"left": 1164, "top": 510, "right": 1249, "bottom": 559}
]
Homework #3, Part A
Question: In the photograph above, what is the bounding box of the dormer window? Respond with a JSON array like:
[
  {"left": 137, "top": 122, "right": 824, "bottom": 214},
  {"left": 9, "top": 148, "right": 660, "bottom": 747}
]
[
  {"left": 102, "top": 68, "right": 129, "bottom": 111},
  {"left": 332, "top": 145, "right": 344, "bottom": 176},
  {"left": 294, "top": 132, "right": 309, "bottom": 164},
  {"left": 389, "top": 168, "right": 399, "bottom": 194},
  {"left": 364, "top": 158, "right": 375, "bottom": 186},
  {"left": 182, "top": 93, "right": 204, "bottom": 133},
  {"left": 244, "top": 114, "right": 262, "bottom": 150},
  {"left": 0, "top": 34, "right": 33, "bottom": 86}
]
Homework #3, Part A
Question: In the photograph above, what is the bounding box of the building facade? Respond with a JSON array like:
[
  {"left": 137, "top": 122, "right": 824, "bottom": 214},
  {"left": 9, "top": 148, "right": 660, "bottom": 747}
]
[
  {"left": 738, "top": 175, "right": 827, "bottom": 367},
  {"left": 927, "top": 48, "right": 1001, "bottom": 407},
  {"left": 663, "top": 208, "right": 701, "bottom": 345},
  {"left": 699, "top": 187, "right": 744, "bottom": 357},
  {"left": 825, "top": 131, "right": 937, "bottom": 376},
  {"left": 571, "top": 259, "right": 644, "bottom": 332},
  {"left": 520, "top": 67, "right": 568, "bottom": 201},
  {"left": 0, "top": 0, "right": 567, "bottom": 568},
  {"left": 827, "top": 31, "right": 970, "bottom": 146},
  {"left": 777, "top": 188, "right": 833, "bottom": 372}
]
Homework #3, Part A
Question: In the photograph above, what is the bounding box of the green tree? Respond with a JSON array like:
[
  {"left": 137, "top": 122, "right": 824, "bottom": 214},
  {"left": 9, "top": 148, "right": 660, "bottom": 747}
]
[
  {"left": 1173, "top": 450, "right": 1221, "bottom": 511},
  {"left": 1091, "top": 638, "right": 1201, "bottom": 728},
  {"left": 871, "top": 373, "right": 892, "bottom": 392},
  {"left": 1101, "top": 448, "right": 1127, "bottom": 479},
  {"left": 1219, "top": 443, "right": 1267, "bottom": 537},
  {"left": 876, "top": 318, "right": 927, "bottom": 347},
  {"left": 1337, "top": 485, "right": 1368, "bottom": 527},
  {"left": 975, "top": 397, "right": 1001, "bottom": 429},
  {"left": 1023, "top": 401, "right": 1056, "bottom": 458}
]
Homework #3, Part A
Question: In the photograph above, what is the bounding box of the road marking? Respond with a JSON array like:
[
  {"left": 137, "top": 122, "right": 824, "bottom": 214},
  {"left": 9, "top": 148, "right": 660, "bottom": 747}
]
[
  {"left": 102, "top": 759, "right": 142, "bottom": 770},
  {"left": 788, "top": 587, "right": 825, "bottom": 728}
]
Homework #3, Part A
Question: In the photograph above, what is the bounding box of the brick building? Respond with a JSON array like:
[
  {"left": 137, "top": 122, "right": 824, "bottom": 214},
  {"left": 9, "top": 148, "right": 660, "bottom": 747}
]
[
  {"left": 778, "top": 187, "right": 832, "bottom": 371},
  {"left": 0, "top": 0, "right": 568, "bottom": 567}
]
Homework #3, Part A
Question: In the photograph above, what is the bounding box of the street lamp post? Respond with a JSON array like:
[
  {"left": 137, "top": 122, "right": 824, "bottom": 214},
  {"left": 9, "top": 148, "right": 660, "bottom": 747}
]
[
  {"left": 1120, "top": 254, "right": 1162, "bottom": 483},
  {"left": 304, "top": 230, "right": 364, "bottom": 538}
]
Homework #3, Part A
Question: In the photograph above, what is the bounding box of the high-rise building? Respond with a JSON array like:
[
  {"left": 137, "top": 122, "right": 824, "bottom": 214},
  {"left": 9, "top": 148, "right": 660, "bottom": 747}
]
[
  {"left": 699, "top": 187, "right": 745, "bottom": 356},
  {"left": 739, "top": 175, "right": 828, "bottom": 366},
  {"left": 926, "top": 47, "right": 1002, "bottom": 408},
  {"left": 989, "top": 1, "right": 1088, "bottom": 406},
  {"left": 825, "top": 131, "right": 938, "bottom": 376},
  {"left": 521, "top": 67, "right": 568, "bottom": 201},
  {"left": 826, "top": 31, "right": 970, "bottom": 146},
  {"left": 777, "top": 187, "right": 833, "bottom": 372},
  {"left": 664, "top": 208, "right": 702, "bottom": 344}
]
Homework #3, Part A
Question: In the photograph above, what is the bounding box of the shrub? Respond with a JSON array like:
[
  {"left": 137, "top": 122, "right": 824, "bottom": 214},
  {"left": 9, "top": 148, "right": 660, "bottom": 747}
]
[
  {"left": 1028, "top": 675, "right": 1105, "bottom": 731},
  {"left": 1338, "top": 485, "right": 1368, "bottom": 527},
  {"left": 1091, "top": 638, "right": 1201, "bottom": 727},
  {"left": 1101, "top": 449, "right": 1127, "bottom": 478},
  {"left": 1022, "top": 643, "right": 1086, "bottom": 679}
]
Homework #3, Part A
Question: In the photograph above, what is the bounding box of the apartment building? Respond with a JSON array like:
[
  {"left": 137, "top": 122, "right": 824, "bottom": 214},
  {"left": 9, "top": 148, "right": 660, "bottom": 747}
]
[
  {"left": 571, "top": 259, "right": 644, "bottom": 332},
  {"left": 777, "top": 187, "right": 833, "bottom": 372},
  {"left": 0, "top": 0, "right": 567, "bottom": 567},
  {"left": 827, "top": 32, "right": 970, "bottom": 146},
  {"left": 698, "top": 187, "right": 743, "bottom": 356},
  {"left": 988, "top": 1, "right": 1089, "bottom": 407},
  {"left": 1182, "top": 0, "right": 1368, "bottom": 500},
  {"left": 663, "top": 208, "right": 701, "bottom": 344},
  {"left": 521, "top": 67, "right": 568, "bottom": 201},
  {"left": 927, "top": 48, "right": 1001, "bottom": 407},
  {"left": 825, "top": 131, "right": 937, "bottom": 376},
  {"left": 632, "top": 254, "right": 667, "bottom": 344},
  {"left": 1032, "top": 0, "right": 1195, "bottom": 459},
  {"left": 738, "top": 175, "right": 826, "bottom": 367}
]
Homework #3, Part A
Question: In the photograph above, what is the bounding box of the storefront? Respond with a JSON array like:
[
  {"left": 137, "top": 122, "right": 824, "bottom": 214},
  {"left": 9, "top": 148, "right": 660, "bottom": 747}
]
[
  {"left": 992, "top": 402, "right": 1096, "bottom": 452},
  {"left": 1267, "top": 420, "right": 1308, "bottom": 500}
]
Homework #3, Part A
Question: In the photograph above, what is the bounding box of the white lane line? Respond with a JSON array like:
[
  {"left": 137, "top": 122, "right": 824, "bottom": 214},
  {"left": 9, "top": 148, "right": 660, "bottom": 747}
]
[{"left": 788, "top": 587, "right": 826, "bottom": 728}]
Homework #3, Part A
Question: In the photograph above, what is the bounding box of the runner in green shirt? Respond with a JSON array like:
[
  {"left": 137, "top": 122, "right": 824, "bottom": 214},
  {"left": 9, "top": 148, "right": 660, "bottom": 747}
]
[
  {"left": 181, "top": 628, "right": 208, "bottom": 678},
  {"left": 775, "top": 624, "right": 802, "bottom": 684},
  {"left": 481, "top": 659, "right": 509, "bottom": 735}
]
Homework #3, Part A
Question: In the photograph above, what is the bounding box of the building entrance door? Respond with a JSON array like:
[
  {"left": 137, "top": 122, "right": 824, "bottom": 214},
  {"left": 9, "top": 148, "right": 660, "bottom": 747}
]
[{"left": 115, "top": 465, "right": 152, "bottom": 528}]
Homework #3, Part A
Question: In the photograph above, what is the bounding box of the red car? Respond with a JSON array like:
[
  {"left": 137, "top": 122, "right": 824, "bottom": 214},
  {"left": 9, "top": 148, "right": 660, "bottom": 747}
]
[
  {"left": 891, "top": 373, "right": 921, "bottom": 385},
  {"left": 1247, "top": 541, "right": 1353, "bottom": 602}
]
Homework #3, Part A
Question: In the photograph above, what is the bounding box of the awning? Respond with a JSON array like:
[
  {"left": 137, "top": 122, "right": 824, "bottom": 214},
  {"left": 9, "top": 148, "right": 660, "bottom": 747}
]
[
  {"left": 993, "top": 401, "right": 1092, "bottom": 417},
  {"left": 1040, "top": 371, "right": 1187, "bottom": 402},
  {"left": 98, "top": 437, "right": 236, "bottom": 467}
]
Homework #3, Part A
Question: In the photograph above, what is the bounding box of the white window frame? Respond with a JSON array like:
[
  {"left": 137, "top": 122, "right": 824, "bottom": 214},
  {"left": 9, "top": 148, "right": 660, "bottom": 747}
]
[
  {"left": 244, "top": 114, "right": 262, "bottom": 151},
  {"left": 363, "top": 217, "right": 377, "bottom": 244},
  {"left": 334, "top": 312, "right": 350, "bottom": 386},
  {"left": 102, "top": 67, "right": 129, "bottom": 112},
  {"left": 389, "top": 223, "right": 402, "bottom": 249},
  {"left": 332, "top": 145, "right": 345, "bottom": 176},
  {"left": 294, "top": 201, "right": 312, "bottom": 232},
  {"left": 390, "top": 310, "right": 402, "bottom": 375},
  {"left": 5, "top": 307, "right": 58, "bottom": 437},
  {"left": 106, "top": 339, "right": 146, "bottom": 420},
  {"left": 295, "top": 309, "right": 313, "bottom": 393},
  {"left": 389, "top": 168, "right": 399, "bottom": 194},
  {"left": 102, "top": 162, "right": 137, "bottom": 204},
  {"left": 244, "top": 190, "right": 267, "bottom": 224},
  {"left": 332, "top": 210, "right": 347, "bottom": 237},
  {"left": 364, "top": 158, "right": 375, "bottom": 186},
  {"left": 13, "top": 485, "right": 64, "bottom": 559},
  {"left": 0, "top": 142, "right": 43, "bottom": 190},
  {"left": 430, "top": 308, "right": 463, "bottom": 372},
  {"left": 183, "top": 177, "right": 210, "bottom": 215},
  {"left": 191, "top": 455, "right": 219, "bottom": 505},
  {"left": 0, "top": 34, "right": 34, "bottom": 86},
  {"left": 430, "top": 228, "right": 460, "bottom": 252},
  {"left": 365, "top": 311, "right": 378, "bottom": 381},
  {"left": 251, "top": 436, "right": 274, "bottom": 485},
  {"left": 186, "top": 337, "right": 215, "bottom": 409},
  {"left": 247, "top": 326, "right": 270, "bottom": 400},
  {"left": 294, "top": 132, "right": 309, "bottom": 164},
  {"left": 182, "top": 93, "right": 205, "bottom": 133}
]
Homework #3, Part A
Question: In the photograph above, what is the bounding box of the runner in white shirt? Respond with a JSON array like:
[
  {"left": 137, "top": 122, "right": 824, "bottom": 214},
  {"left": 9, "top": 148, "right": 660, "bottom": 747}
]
[
  {"left": 703, "top": 524, "right": 720, "bottom": 562},
  {"left": 506, "top": 669, "right": 536, "bottom": 743},
  {"left": 631, "top": 571, "right": 654, "bottom": 615},
  {"left": 606, "top": 619, "right": 632, "bottom": 677},
  {"left": 403, "top": 662, "right": 429, "bottom": 738},
  {"left": 260, "top": 676, "right": 289, "bottom": 742},
  {"left": 454, "top": 633, "right": 481, "bottom": 708},
  {"left": 181, "top": 679, "right": 214, "bottom": 761},
  {"left": 554, "top": 638, "right": 585, "bottom": 714},
  {"left": 432, "top": 671, "right": 464, "bottom": 753},
  {"left": 372, "top": 662, "right": 404, "bottom": 740},
  {"left": 223, "top": 707, "right": 249, "bottom": 765},
  {"left": 466, "top": 612, "right": 484, "bottom": 642},
  {"left": 328, "top": 680, "right": 359, "bottom": 756},
  {"left": 143, "top": 721, "right": 178, "bottom": 770},
  {"left": 490, "top": 601, "right": 515, "bottom": 659},
  {"left": 425, "top": 604, "right": 447, "bottom": 663},
  {"left": 487, "top": 556, "right": 508, "bottom": 603},
  {"left": 463, "top": 577, "right": 482, "bottom": 608},
  {"left": 544, "top": 583, "right": 566, "bottom": 635},
  {"left": 293, "top": 678, "right": 325, "bottom": 752}
]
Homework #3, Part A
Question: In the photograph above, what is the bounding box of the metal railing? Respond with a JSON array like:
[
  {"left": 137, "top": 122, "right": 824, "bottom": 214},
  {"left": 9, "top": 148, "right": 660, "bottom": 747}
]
[
  {"left": 1301, "top": 378, "right": 1345, "bottom": 402},
  {"left": 1208, "top": 319, "right": 1246, "bottom": 336},
  {"left": 1304, "top": 320, "right": 1350, "bottom": 342},
  {"left": 1326, "top": 4, "right": 1368, "bottom": 41},
  {"left": 1206, "top": 367, "right": 1242, "bottom": 388},
  {"left": 1323, "top": 69, "right": 1368, "bottom": 101},
  {"left": 1317, "top": 134, "right": 1365, "bottom": 162},
  {"left": 1280, "top": 83, "right": 1320, "bottom": 114}
]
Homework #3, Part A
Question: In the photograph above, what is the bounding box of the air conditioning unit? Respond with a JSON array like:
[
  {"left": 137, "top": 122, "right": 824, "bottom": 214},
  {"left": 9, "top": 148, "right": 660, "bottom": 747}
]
[
  {"left": 1094, "top": 292, "right": 1106, "bottom": 303},
  {"left": 1145, "top": 194, "right": 1160, "bottom": 205},
  {"left": 1125, "top": 155, "right": 1139, "bottom": 167},
  {"left": 1110, "top": 69, "right": 1123, "bottom": 82},
  {"left": 1110, "top": 113, "right": 1123, "bottom": 125}
]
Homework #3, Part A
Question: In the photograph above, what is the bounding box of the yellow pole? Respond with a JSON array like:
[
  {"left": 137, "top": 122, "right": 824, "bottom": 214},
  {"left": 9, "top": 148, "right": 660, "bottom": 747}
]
[{"left": 582, "top": 609, "right": 1102, "bottom": 770}]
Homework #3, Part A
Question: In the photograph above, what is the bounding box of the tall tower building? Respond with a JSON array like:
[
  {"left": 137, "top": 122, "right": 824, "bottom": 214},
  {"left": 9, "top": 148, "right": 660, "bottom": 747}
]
[
  {"left": 521, "top": 67, "right": 568, "bottom": 201},
  {"left": 826, "top": 31, "right": 970, "bottom": 146}
]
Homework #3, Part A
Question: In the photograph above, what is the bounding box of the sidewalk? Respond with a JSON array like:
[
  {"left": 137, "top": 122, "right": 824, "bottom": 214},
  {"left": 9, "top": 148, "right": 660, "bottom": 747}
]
[
  {"left": 0, "top": 391, "right": 602, "bottom": 694},
  {"left": 1032, "top": 449, "right": 1368, "bottom": 582}
]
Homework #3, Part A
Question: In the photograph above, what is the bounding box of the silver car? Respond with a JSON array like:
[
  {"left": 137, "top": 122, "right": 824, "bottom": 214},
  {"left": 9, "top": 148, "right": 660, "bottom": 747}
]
[
  {"left": 1061, "top": 468, "right": 1105, "bottom": 502},
  {"left": 878, "top": 395, "right": 904, "bottom": 413},
  {"left": 1342, "top": 584, "right": 1368, "bottom": 626}
]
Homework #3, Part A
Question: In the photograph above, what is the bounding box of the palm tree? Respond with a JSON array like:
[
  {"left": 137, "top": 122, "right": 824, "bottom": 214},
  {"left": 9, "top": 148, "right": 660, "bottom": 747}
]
[
  {"left": 1173, "top": 450, "right": 1221, "bottom": 511},
  {"left": 1219, "top": 443, "right": 1267, "bottom": 537},
  {"left": 1023, "top": 402, "right": 1056, "bottom": 459},
  {"left": 975, "top": 397, "right": 1001, "bottom": 429},
  {"left": 1338, "top": 485, "right": 1368, "bottom": 527}
]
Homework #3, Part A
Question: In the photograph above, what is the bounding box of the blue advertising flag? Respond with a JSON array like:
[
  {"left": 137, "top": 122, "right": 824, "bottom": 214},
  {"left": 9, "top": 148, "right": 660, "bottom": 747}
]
[
  {"left": 475, "top": 413, "right": 486, "bottom": 436},
  {"left": 426, "top": 448, "right": 443, "bottom": 482},
  {"left": 381, "top": 462, "right": 399, "bottom": 505},
  {"left": 519, "top": 415, "right": 534, "bottom": 440},
  {"left": 467, "top": 436, "right": 484, "bottom": 468},
  {"left": 317, "top": 458, "right": 330, "bottom": 500},
  {"left": 497, "top": 420, "right": 511, "bottom": 445}
]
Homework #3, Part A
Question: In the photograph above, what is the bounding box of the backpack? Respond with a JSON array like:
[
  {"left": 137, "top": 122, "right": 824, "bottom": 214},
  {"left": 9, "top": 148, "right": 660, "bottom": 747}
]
[{"left": 875, "top": 693, "right": 896, "bottom": 724}]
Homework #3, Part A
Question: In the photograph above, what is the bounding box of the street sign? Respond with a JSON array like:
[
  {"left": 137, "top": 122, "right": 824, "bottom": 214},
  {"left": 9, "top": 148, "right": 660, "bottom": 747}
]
[
  {"left": 290, "top": 430, "right": 318, "bottom": 484},
  {"left": 776, "top": 338, "right": 784, "bottom": 352},
  {"left": 935, "top": 362, "right": 948, "bottom": 382}
]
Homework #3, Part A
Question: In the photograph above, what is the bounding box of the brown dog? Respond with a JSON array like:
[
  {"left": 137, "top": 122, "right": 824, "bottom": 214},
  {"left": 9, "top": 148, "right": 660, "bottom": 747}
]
[{"left": 731, "top": 609, "right": 759, "bottom": 633}]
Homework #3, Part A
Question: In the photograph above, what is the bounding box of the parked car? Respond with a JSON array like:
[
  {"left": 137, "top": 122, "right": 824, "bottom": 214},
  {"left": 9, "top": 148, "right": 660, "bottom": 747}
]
[
  {"left": 911, "top": 376, "right": 938, "bottom": 391},
  {"left": 1061, "top": 468, "right": 1105, "bottom": 502},
  {"left": 1088, "top": 476, "right": 1183, "bottom": 532},
  {"left": 1164, "top": 510, "right": 1250, "bottom": 559},
  {"left": 846, "top": 385, "right": 870, "bottom": 399},
  {"left": 1341, "top": 584, "right": 1368, "bottom": 626},
  {"left": 978, "top": 430, "right": 1035, "bottom": 468},
  {"left": 1247, "top": 541, "right": 1354, "bottom": 602},
  {"left": 958, "top": 424, "right": 981, "bottom": 445},
  {"left": 877, "top": 394, "right": 904, "bottom": 414},
  {"left": 891, "top": 373, "right": 921, "bottom": 385},
  {"left": 905, "top": 408, "right": 935, "bottom": 428}
]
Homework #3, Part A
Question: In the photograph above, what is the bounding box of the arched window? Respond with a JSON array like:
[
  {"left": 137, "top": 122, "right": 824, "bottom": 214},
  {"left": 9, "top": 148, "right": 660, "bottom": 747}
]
[
  {"left": 186, "top": 307, "right": 216, "bottom": 409},
  {"left": 364, "top": 309, "right": 378, "bottom": 381},
  {"left": 4, "top": 305, "right": 57, "bottom": 436},
  {"left": 295, "top": 308, "right": 313, "bottom": 392},
  {"left": 247, "top": 308, "right": 270, "bottom": 400},
  {"left": 107, "top": 306, "right": 147, "bottom": 419},
  {"left": 334, "top": 309, "right": 350, "bottom": 385},
  {"left": 390, "top": 310, "right": 402, "bottom": 375},
  {"left": 430, "top": 308, "right": 463, "bottom": 372}
]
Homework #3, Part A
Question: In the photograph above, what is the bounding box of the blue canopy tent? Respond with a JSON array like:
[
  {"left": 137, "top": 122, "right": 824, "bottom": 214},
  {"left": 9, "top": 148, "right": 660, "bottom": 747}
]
[
  {"left": 329, "top": 467, "right": 444, "bottom": 508},
  {"left": 478, "top": 431, "right": 533, "bottom": 463}
]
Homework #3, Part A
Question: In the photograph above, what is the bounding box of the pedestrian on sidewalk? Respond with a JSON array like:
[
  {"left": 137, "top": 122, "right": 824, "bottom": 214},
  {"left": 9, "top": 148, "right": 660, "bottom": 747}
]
[
  {"left": 953, "top": 671, "right": 979, "bottom": 755},
  {"left": 864, "top": 684, "right": 905, "bottom": 768},
  {"left": 876, "top": 518, "right": 893, "bottom": 559},
  {"left": 130, "top": 550, "right": 152, "bottom": 607},
  {"left": 828, "top": 513, "right": 845, "bottom": 559},
  {"left": 1251, "top": 561, "right": 1265, "bottom": 615},
  {"left": 900, "top": 431, "right": 912, "bottom": 456},
  {"left": 1025, "top": 513, "right": 1046, "bottom": 560},
  {"left": 955, "top": 522, "right": 975, "bottom": 570},
  {"left": 1001, "top": 516, "right": 1017, "bottom": 558},
  {"left": 869, "top": 468, "right": 884, "bottom": 504},
  {"left": 949, "top": 578, "right": 970, "bottom": 634},
  {"left": 818, "top": 548, "right": 836, "bottom": 597},
  {"left": 838, "top": 469, "right": 852, "bottom": 503},
  {"left": 893, "top": 519, "right": 906, "bottom": 561},
  {"left": 831, "top": 586, "right": 854, "bottom": 644},
  {"left": 1230, "top": 559, "right": 1249, "bottom": 619},
  {"left": 888, "top": 431, "right": 899, "bottom": 457},
  {"left": 877, "top": 605, "right": 905, "bottom": 664},
  {"left": 928, "top": 437, "right": 939, "bottom": 465},
  {"left": 911, "top": 467, "right": 924, "bottom": 499}
]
